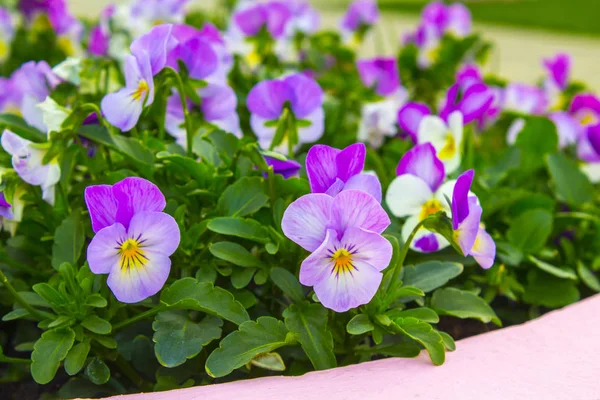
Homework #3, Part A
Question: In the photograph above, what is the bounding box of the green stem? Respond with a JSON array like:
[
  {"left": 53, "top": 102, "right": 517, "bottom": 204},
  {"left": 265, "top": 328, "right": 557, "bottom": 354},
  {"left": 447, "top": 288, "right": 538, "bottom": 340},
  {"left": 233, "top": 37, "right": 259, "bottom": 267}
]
[
  {"left": 0, "top": 270, "right": 46, "bottom": 321},
  {"left": 166, "top": 68, "right": 194, "bottom": 157},
  {"left": 0, "top": 355, "right": 31, "bottom": 364},
  {"left": 112, "top": 306, "right": 165, "bottom": 332},
  {"left": 386, "top": 218, "right": 430, "bottom": 293}
]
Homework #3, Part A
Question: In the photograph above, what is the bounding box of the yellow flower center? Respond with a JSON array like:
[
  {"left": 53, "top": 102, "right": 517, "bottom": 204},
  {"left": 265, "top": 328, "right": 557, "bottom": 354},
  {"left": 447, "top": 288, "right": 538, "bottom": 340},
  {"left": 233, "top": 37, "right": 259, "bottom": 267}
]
[
  {"left": 246, "top": 50, "right": 261, "bottom": 69},
  {"left": 118, "top": 238, "right": 147, "bottom": 271},
  {"left": 331, "top": 248, "right": 355, "bottom": 277},
  {"left": 57, "top": 36, "right": 76, "bottom": 57},
  {"left": 438, "top": 132, "right": 456, "bottom": 160},
  {"left": 579, "top": 111, "right": 598, "bottom": 127},
  {"left": 426, "top": 46, "right": 440, "bottom": 64},
  {"left": 0, "top": 40, "right": 8, "bottom": 61},
  {"left": 419, "top": 199, "right": 443, "bottom": 220},
  {"left": 132, "top": 80, "right": 149, "bottom": 102}
]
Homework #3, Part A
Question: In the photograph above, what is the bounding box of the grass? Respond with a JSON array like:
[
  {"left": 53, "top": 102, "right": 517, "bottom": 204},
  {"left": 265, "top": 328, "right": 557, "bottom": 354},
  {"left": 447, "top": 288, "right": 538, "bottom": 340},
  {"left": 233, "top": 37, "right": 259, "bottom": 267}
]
[{"left": 374, "top": 0, "right": 600, "bottom": 37}]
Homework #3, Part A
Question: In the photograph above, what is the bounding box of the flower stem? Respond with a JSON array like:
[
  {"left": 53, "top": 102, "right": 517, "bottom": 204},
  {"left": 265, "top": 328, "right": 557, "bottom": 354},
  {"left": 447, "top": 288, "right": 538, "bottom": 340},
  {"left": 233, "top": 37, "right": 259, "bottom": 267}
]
[
  {"left": 0, "top": 270, "right": 46, "bottom": 321},
  {"left": 112, "top": 306, "right": 165, "bottom": 332},
  {"left": 0, "top": 355, "right": 31, "bottom": 364},
  {"left": 166, "top": 68, "right": 194, "bottom": 157},
  {"left": 386, "top": 218, "right": 430, "bottom": 293}
]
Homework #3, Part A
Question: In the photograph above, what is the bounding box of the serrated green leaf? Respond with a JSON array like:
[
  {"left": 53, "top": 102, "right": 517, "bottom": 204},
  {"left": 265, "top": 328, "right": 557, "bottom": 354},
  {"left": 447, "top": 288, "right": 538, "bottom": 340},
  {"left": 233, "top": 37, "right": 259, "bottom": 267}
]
[
  {"left": 153, "top": 311, "right": 222, "bottom": 368},
  {"left": 217, "top": 176, "right": 269, "bottom": 217},
  {"left": 346, "top": 314, "right": 374, "bottom": 335},
  {"left": 431, "top": 288, "right": 501, "bottom": 326},
  {"left": 205, "top": 317, "right": 293, "bottom": 378},
  {"left": 402, "top": 261, "right": 463, "bottom": 293},
  {"left": 160, "top": 278, "right": 249, "bottom": 325},
  {"left": 283, "top": 303, "right": 336, "bottom": 370},
  {"left": 51, "top": 213, "right": 84, "bottom": 270},
  {"left": 64, "top": 341, "right": 90, "bottom": 376},
  {"left": 31, "top": 328, "right": 75, "bottom": 384},
  {"left": 207, "top": 217, "right": 270, "bottom": 244},
  {"left": 270, "top": 267, "right": 304, "bottom": 302}
]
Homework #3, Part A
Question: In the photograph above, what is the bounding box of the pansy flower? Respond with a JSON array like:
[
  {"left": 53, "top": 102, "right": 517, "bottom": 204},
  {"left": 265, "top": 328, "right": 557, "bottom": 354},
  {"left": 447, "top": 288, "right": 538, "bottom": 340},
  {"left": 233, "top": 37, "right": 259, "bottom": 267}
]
[
  {"left": 306, "top": 143, "right": 382, "bottom": 202},
  {"left": 356, "top": 57, "right": 408, "bottom": 148},
  {"left": 1, "top": 183, "right": 26, "bottom": 236},
  {"left": 1, "top": 130, "right": 60, "bottom": 205},
  {"left": 0, "top": 8, "right": 14, "bottom": 63},
  {"left": 503, "top": 83, "right": 548, "bottom": 115},
  {"left": 85, "top": 177, "right": 180, "bottom": 303},
  {"left": 440, "top": 81, "right": 495, "bottom": 126},
  {"left": 88, "top": 5, "right": 115, "bottom": 57},
  {"left": 47, "top": 0, "right": 84, "bottom": 57},
  {"left": 386, "top": 143, "right": 457, "bottom": 253},
  {"left": 397, "top": 102, "right": 431, "bottom": 142},
  {"left": 285, "top": 0, "right": 320, "bottom": 36},
  {"left": 247, "top": 73, "right": 324, "bottom": 152},
  {"left": 451, "top": 170, "right": 495, "bottom": 269},
  {"left": 264, "top": 155, "right": 302, "bottom": 179},
  {"left": 340, "top": 0, "right": 379, "bottom": 46},
  {"left": 543, "top": 53, "right": 571, "bottom": 111},
  {"left": 282, "top": 190, "right": 392, "bottom": 312},
  {"left": 167, "top": 25, "right": 219, "bottom": 81},
  {"left": 418, "top": 110, "right": 464, "bottom": 174},
  {"left": 415, "top": 23, "right": 441, "bottom": 69},
  {"left": 570, "top": 94, "right": 600, "bottom": 129},
  {"left": 422, "top": 1, "right": 472, "bottom": 38}
]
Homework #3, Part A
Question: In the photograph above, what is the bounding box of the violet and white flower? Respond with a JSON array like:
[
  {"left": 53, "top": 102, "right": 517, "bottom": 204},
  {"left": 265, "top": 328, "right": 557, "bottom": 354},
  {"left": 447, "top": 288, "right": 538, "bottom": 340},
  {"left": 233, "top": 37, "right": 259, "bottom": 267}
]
[
  {"left": 282, "top": 190, "right": 392, "bottom": 312},
  {"left": 397, "top": 102, "right": 431, "bottom": 142},
  {"left": 85, "top": 177, "right": 180, "bottom": 303},
  {"left": 306, "top": 143, "right": 382, "bottom": 202},
  {"left": 285, "top": 0, "right": 320, "bottom": 36},
  {"left": 356, "top": 58, "right": 407, "bottom": 147},
  {"left": 415, "top": 23, "right": 441, "bottom": 69},
  {"left": 543, "top": 53, "right": 570, "bottom": 110},
  {"left": 418, "top": 111, "right": 464, "bottom": 174},
  {"left": 340, "top": 0, "right": 379, "bottom": 46},
  {"left": 440, "top": 81, "right": 495, "bottom": 125},
  {"left": 386, "top": 143, "right": 457, "bottom": 253},
  {"left": 247, "top": 73, "right": 324, "bottom": 152},
  {"left": 570, "top": 94, "right": 600, "bottom": 129},
  {"left": 503, "top": 83, "right": 548, "bottom": 115},
  {"left": 264, "top": 155, "right": 302, "bottom": 179},
  {"left": 451, "top": 170, "right": 495, "bottom": 269},
  {"left": 421, "top": 1, "right": 472, "bottom": 38},
  {"left": 1, "top": 130, "right": 60, "bottom": 205},
  {"left": 0, "top": 7, "right": 14, "bottom": 63}
]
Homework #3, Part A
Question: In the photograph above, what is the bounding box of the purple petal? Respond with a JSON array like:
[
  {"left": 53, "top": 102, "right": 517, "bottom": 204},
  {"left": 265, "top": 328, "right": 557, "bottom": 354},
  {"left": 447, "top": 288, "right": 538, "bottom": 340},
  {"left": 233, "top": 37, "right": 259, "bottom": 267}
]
[
  {"left": 299, "top": 229, "right": 338, "bottom": 286},
  {"left": 1, "top": 129, "right": 29, "bottom": 155},
  {"left": 87, "top": 223, "right": 126, "bottom": 274},
  {"left": 130, "top": 24, "right": 177, "bottom": 76},
  {"left": 456, "top": 63, "right": 482, "bottom": 88},
  {"left": 356, "top": 57, "right": 400, "bottom": 97},
  {"left": 471, "top": 227, "right": 495, "bottom": 269},
  {"left": 570, "top": 94, "right": 600, "bottom": 127},
  {"left": 168, "top": 37, "right": 218, "bottom": 80},
  {"left": 396, "top": 143, "right": 445, "bottom": 192},
  {"left": 265, "top": 156, "right": 302, "bottom": 179},
  {"left": 329, "top": 190, "right": 390, "bottom": 236},
  {"left": 421, "top": 1, "right": 447, "bottom": 32},
  {"left": 85, "top": 185, "right": 118, "bottom": 233},
  {"left": 414, "top": 233, "right": 440, "bottom": 253},
  {"left": 543, "top": 53, "right": 570, "bottom": 90},
  {"left": 0, "top": 192, "right": 11, "bottom": 209},
  {"left": 88, "top": 24, "right": 109, "bottom": 56},
  {"left": 336, "top": 143, "right": 366, "bottom": 183},
  {"left": 266, "top": 1, "right": 292, "bottom": 38},
  {"left": 127, "top": 211, "right": 180, "bottom": 256},
  {"left": 503, "top": 83, "right": 548, "bottom": 115},
  {"left": 451, "top": 169, "right": 474, "bottom": 230},
  {"left": 112, "top": 177, "right": 166, "bottom": 230},
  {"left": 281, "top": 193, "right": 333, "bottom": 252},
  {"left": 171, "top": 23, "right": 201, "bottom": 42},
  {"left": 588, "top": 124, "right": 600, "bottom": 157},
  {"left": 342, "top": 226, "right": 392, "bottom": 272},
  {"left": 306, "top": 145, "right": 341, "bottom": 194},
  {"left": 549, "top": 112, "right": 581, "bottom": 148},
  {"left": 101, "top": 88, "right": 144, "bottom": 132},
  {"left": 200, "top": 84, "right": 237, "bottom": 121},
  {"left": 325, "top": 178, "right": 346, "bottom": 197},
  {"left": 397, "top": 102, "right": 430, "bottom": 142},
  {"left": 234, "top": 4, "right": 268, "bottom": 36},
  {"left": 247, "top": 79, "right": 290, "bottom": 119},
  {"left": 458, "top": 83, "right": 494, "bottom": 124},
  {"left": 285, "top": 73, "right": 323, "bottom": 118},
  {"left": 446, "top": 3, "right": 471, "bottom": 37},
  {"left": 343, "top": 173, "right": 382, "bottom": 203},
  {"left": 198, "top": 23, "right": 225, "bottom": 45},
  {"left": 341, "top": 0, "right": 379, "bottom": 32},
  {"left": 455, "top": 200, "right": 482, "bottom": 256}
]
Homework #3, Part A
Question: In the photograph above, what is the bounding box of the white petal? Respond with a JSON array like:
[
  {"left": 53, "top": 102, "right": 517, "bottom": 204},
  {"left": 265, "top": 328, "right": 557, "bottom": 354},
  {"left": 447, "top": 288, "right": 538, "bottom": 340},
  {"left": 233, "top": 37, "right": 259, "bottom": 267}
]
[{"left": 386, "top": 174, "right": 433, "bottom": 218}]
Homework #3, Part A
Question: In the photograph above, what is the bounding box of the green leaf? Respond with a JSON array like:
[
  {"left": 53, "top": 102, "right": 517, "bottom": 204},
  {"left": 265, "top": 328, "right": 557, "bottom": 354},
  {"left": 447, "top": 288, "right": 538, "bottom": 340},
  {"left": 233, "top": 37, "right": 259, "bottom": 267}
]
[
  {"left": 270, "top": 268, "right": 304, "bottom": 302},
  {"left": 64, "top": 341, "right": 90, "bottom": 376},
  {"left": 546, "top": 152, "right": 594, "bottom": 206},
  {"left": 33, "top": 283, "right": 67, "bottom": 309},
  {"left": 514, "top": 116, "right": 558, "bottom": 170},
  {"left": 577, "top": 262, "right": 600, "bottom": 292},
  {"left": 506, "top": 209, "right": 553, "bottom": 254},
  {"left": 81, "top": 315, "right": 112, "bottom": 335},
  {"left": 359, "top": 341, "right": 421, "bottom": 358},
  {"left": 2, "top": 308, "right": 30, "bottom": 321},
  {"left": 231, "top": 267, "right": 256, "bottom": 289},
  {"left": 250, "top": 352, "right": 286, "bottom": 371},
  {"left": 402, "top": 261, "right": 464, "bottom": 293},
  {"left": 386, "top": 307, "right": 439, "bottom": 323},
  {"left": 84, "top": 294, "right": 107, "bottom": 308},
  {"left": 205, "top": 316, "right": 293, "bottom": 378},
  {"left": 79, "top": 125, "right": 154, "bottom": 165},
  {"left": 431, "top": 288, "right": 501, "bottom": 326},
  {"left": 209, "top": 242, "right": 264, "bottom": 268},
  {"left": 392, "top": 319, "right": 445, "bottom": 365},
  {"left": 528, "top": 255, "right": 577, "bottom": 280},
  {"left": 346, "top": 314, "right": 374, "bottom": 335},
  {"left": 439, "top": 331, "right": 456, "bottom": 351},
  {"left": 156, "top": 152, "right": 211, "bottom": 185},
  {"left": 85, "top": 358, "right": 110, "bottom": 385},
  {"left": 207, "top": 217, "right": 270, "bottom": 244},
  {"left": 153, "top": 311, "right": 222, "bottom": 368},
  {"left": 217, "top": 176, "right": 269, "bottom": 217},
  {"left": 0, "top": 114, "right": 45, "bottom": 142},
  {"left": 523, "top": 270, "right": 580, "bottom": 308},
  {"left": 160, "top": 278, "right": 249, "bottom": 325},
  {"left": 51, "top": 213, "right": 84, "bottom": 270},
  {"left": 31, "top": 328, "right": 75, "bottom": 384},
  {"left": 283, "top": 303, "right": 336, "bottom": 370}
]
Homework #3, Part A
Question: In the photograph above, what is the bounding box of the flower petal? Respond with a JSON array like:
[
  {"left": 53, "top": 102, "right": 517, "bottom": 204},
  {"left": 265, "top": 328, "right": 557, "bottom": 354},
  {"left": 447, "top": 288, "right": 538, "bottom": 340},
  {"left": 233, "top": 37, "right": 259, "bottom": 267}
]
[
  {"left": 306, "top": 144, "right": 341, "bottom": 193},
  {"left": 297, "top": 107, "right": 324, "bottom": 144},
  {"left": 130, "top": 24, "right": 176, "bottom": 75},
  {"left": 330, "top": 190, "right": 390, "bottom": 235},
  {"left": 199, "top": 84, "right": 237, "bottom": 121},
  {"left": 336, "top": 143, "right": 366, "bottom": 183},
  {"left": 398, "top": 102, "right": 430, "bottom": 141},
  {"left": 396, "top": 143, "right": 445, "bottom": 192},
  {"left": 342, "top": 226, "right": 392, "bottom": 272},
  {"left": 299, "top": 229, "right": 338, "bottom": 286},
  {"left": 281, "top": 193, "right": 333, "bottom": 252},
  {"left": 87, "top": 223, "right": 126, "bottom": 274},
  {"left": 386, "top": 174, "right": 433, "bottom": 218},
  {"left": 85, "top": 184, "right": 118, "bottom": 233},
  {"left": 343, "top": 173, "right": 382, "bottom": 203},
  {"left": 471, "top": 227, "right": 495, "bottom": 269},
  {"left": 285, "top": 73, "right": 323, "bottom": 118},
  {"left": 1, "top": 130, "right": 29, "bottom": 155},
  {"left": 126, "top": 211, "right": 180, "bottom": 256},
  {"left": 451, "top": 169, "right": 474, "bottom": 229},
  {"left": 455, "top": 199, "right": 482, "bottom": 256},
  {"left": 112, "top": 177, "right": 166, "bottom": 229},
  {"left": 247, "top": 79, "right": 290, "bottom": 119},
  {"left": 101, "top": 87, "right": 144, "bottom": 132}
]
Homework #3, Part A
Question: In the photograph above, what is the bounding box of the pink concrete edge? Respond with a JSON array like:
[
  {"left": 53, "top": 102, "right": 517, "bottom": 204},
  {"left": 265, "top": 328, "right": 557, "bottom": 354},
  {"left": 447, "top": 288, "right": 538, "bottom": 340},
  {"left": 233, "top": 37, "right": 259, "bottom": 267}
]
[{"left": 94, "top": 294, "right": 600, "bottom": 400}]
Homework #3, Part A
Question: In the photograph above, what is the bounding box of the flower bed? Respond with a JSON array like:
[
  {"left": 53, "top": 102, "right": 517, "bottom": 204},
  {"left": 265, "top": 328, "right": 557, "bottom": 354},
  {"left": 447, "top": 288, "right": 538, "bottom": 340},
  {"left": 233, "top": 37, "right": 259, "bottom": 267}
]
[{"left": 0, "top": 0, "right": 598, "bottom": 398}]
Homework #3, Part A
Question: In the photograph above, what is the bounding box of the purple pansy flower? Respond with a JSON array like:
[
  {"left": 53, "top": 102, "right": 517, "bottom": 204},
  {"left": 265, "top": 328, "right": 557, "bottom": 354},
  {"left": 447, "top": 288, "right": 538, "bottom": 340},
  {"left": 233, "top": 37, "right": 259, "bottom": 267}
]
[
  {"left": 47, "top": 0, "right": 84, "bottom": 57},
  {"left": 264, "top": 156, "right": 302, "bottom": 179},
  {"left": 357, "top": 57, "right": 400, "bottom": 97},
  {"left": 85, "top": 177, "right": 180, "bottom": 303},
  {"left": 88, "top": 5, "right": 114, "bottom": 57},
  {"left": 285, "top": 0, "right": 320, "bottom": 35},
  {"left": 503, "top": 83, "right": 548, "bottom": 115},
  {"left": 167, "top": 32, "right": 218, "bottom": 81},
  {"left": 282, "top": 190, "right": 392, "bottom": 312},
  {"left": 441, "top": 81, "right": 495, "bottom": 125},
  {"left": 306, "top": 143, "right": 382, "bottom": 201},
  {"left": 451, "top": 170, "right": 495, "bottom": 269},
  {"left": 0, "top": 7, "right": 14, "bottom": 62},
  {"left": 544, "top": 53, "right": 570, "bottom": 91},
  {"left": 386, "top": 143, "right": 457, "bottom": 253},
  {"left": 247, "top": 73, "right": 324, "bottom": 152},
  {"left": 165, "top": 83, "right": 241, "bottom": 149},
  {"left": 570, "top": 94, "right": 600, "bottom": 129},
  {"left": 397, "top": 102, "right": 431, "bottom": 142},
  {"left": 415, "top": 23, "right": 441, "bottom": 68},
  {"left": 1, "top": 130, "right": 60, "bottom": 205},
  {"left": 129, "top": 0, "right": 189, "bottom": 28},
  {"left": 422, "top": 1, "right": 471, "bottom": 37},
  {"left": 0, "top": 193, "right": 13, "bottom": 221},
  {"left": 340, "top": 0, "right": 379, "bottom": 33}
]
